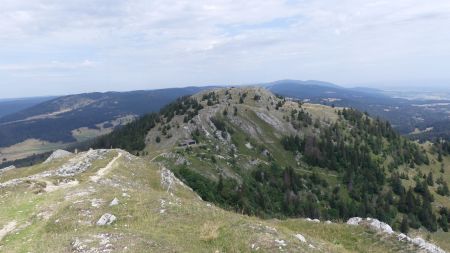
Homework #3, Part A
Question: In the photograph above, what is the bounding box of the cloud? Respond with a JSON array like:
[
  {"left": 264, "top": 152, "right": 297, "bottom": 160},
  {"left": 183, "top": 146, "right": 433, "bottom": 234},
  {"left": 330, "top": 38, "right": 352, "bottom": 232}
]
[
  {"left": 0, "top": 60, "right": 97, "bottom": 71},
  {"left": 0, "top": 0, "right": 450, "bottom": 97}
]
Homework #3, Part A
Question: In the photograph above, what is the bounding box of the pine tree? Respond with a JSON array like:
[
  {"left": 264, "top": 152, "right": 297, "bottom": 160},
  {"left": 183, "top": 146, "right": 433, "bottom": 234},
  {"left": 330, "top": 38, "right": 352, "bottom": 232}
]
[
  {"left": 426, "top": 172, "right": 434, "bottom": 186},
  {"left": 400, "top": 216, "right": 409, "bottom": 234},
  {"left": 439, "top": 214, "right": 448, "bottom": 232}
]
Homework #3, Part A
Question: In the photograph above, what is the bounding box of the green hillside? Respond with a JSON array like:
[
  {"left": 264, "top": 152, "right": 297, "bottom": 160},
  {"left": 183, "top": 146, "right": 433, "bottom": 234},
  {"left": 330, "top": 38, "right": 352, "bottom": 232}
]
[
  {"left": 93, "top": 87, "right": 450, "bottom": 242},
  {"left": 0, "top": 148, "right": 441, "bottom": 252}
]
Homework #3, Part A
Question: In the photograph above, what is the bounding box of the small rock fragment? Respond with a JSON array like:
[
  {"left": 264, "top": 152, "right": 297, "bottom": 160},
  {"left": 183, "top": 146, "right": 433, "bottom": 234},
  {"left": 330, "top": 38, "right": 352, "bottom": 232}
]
[
  {"left": 109, "top": 198, "right": 119, "bottom": 206},
  {"left": 96, "top": 213, "right": 117, "bottom": 226},
  {"left": 294, "top": 234, "right": 306, "bottom": 243}
]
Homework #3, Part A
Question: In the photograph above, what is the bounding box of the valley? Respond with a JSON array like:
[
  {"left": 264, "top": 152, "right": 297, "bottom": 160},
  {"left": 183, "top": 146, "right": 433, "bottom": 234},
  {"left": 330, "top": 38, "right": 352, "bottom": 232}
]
[{"left": 0, "top": 87, "right": 207, "bottom": 163}]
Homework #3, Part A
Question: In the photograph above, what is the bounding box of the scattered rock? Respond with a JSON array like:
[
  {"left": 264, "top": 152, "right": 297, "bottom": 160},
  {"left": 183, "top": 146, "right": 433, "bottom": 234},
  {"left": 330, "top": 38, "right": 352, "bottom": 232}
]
[
  {"left": 294, "top": 234, "right": 306, "bottom": 243},
  {"left": 96, "top": 213, "right": 117, "bottom": 226},
  {"left": 175, "top": 156, "right": 190, "bottom": 166},
  {"left": 245, "top": 142, "right": 253, "bottom": 149},
  {"left": 160, "top": 166, "right": 188, "bottom": 192},
  {"left": 348, "top": 217, "right": 446, "bottom": 253},
  {"left": 44, "top": 149, "right": 72, "bottom": 164},
  {"left": 45, "top": 179, "right": 79, "bottom": 193},
  {"left": 109, "top": 198, "right": 119, "bottom": 206},
  {"left": 57, "top": 149, "right": 108, "bottom": 177},
  {"left": 91, "top": 199, "right": 104, "bottom": 208},
  {"left": 275, "top": 239, "right": 287, "bottom": 247}
]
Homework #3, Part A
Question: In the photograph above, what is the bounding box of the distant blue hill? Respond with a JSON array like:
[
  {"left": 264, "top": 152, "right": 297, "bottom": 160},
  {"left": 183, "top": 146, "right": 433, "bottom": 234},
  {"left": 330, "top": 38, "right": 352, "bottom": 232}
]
[
  {"left": 0, "top": 87, "right": 210, "bottom": 148},
  {"left": 0, "top": 96, "right": 55, "bottom": 119}
]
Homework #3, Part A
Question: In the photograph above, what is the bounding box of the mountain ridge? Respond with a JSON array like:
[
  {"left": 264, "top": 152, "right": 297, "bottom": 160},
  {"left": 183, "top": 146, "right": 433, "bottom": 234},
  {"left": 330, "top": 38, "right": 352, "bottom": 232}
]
[{"left": 89, "top": 87, "right": 450, "bottom": 246}]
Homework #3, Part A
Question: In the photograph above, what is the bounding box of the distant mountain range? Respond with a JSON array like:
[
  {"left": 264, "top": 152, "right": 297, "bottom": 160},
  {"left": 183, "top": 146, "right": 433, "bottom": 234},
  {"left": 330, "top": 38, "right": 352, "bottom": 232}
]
[
  {"left": 0, "top": 87, "right": 209, "bottom": 163},
  {"left": 0, "top": 96, "right": 55, "bottom": 118},
  {"left": 263, "top": 80, "right": 450, "bottom": 137},
  {"left": 2, "top": 80, "right": 450, "bottom": 164}
]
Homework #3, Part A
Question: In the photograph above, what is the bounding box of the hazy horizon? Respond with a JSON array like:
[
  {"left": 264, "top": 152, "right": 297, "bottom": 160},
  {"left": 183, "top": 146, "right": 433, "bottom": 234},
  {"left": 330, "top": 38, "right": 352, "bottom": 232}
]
[
  {"left": 2, "top": 79, "right": 450, "bottom": 100},
  {"left": 1, "top": 1, "right": 450, "bottom": 98}
]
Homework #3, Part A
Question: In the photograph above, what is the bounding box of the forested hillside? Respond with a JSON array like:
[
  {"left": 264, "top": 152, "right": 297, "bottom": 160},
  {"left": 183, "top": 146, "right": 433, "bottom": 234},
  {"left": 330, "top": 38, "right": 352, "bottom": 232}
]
[
  {"left": 91, "top": 87, "right": 450, "bottom": 239},
  {"left": 0, "top": 87, "right": 208, "bottom": 148}
]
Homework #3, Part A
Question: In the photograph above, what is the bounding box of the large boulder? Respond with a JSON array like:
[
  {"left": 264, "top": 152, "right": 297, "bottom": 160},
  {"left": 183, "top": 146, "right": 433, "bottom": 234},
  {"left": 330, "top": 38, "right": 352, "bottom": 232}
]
[{"left": 347, "top": 217, "right": 393, "bottom": 234}]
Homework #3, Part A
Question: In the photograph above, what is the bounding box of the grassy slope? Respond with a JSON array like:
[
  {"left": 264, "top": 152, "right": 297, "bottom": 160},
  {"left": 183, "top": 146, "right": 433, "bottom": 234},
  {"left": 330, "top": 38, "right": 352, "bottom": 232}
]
[{"left": 0, "top": 149, "right": 425, "bottom": 253}]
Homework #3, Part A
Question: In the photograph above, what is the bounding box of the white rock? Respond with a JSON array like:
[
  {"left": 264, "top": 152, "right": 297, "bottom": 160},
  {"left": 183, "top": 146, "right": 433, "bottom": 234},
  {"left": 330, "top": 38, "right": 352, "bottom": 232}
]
[
  {"left": 44, "top": 150, "right": 72, "bottom": 163},
  {"left": 366, "top": 218, "right": 394, "bottom": 234},
  {"left": 412, "top": 237, "right": 447, "bottom": 253},
  {"left": 347, "top": 217, "right": 362, "bottom": 225},
  {"left": 312, "top": 219, "right": 320, "bottom": 223},
  {"left": 91, "top": 199, "right": 103, "bottom": 208},
  {"left": 109, "top": 198, "right": 119, "bottom": 206},
  {"left": 56, "top": 149, "right": 108, "bottom": 176},
  {"left": 294, "top": 234, "right": 306, "bottom": 243},
  {"left": 96, "top": 213, "right": 116, "bottom": 226},
  {"left": 325, "top": 220, "right": 332, "bottom": 224},
  {"left": 275, "top": 239, "right": 287, "bottom": 247},
  {"left": 397, "top": 233, "right": 409, "bottom": 242},
  {"left": 347, "top": 218, "right": 446, "bottom": 253}
]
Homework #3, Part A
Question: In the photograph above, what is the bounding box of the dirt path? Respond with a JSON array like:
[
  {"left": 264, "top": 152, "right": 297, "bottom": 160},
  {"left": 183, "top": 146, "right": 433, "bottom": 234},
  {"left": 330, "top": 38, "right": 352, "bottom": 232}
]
[
  {"left": 0, "top": 221, "right": 17, "bottom": 241},
  {"left": 90, "top": 152, "right": 123, "bottom": 182},
  {"left": 150, "top": 152, "right": 168, "bottom": 162}
]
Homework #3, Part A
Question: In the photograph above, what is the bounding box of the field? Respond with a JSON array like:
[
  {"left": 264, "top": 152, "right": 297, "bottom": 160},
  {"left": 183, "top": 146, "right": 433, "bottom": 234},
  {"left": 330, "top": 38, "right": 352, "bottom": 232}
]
[{"left": 0, "top": 139, "right": 68, "bottom": 164}]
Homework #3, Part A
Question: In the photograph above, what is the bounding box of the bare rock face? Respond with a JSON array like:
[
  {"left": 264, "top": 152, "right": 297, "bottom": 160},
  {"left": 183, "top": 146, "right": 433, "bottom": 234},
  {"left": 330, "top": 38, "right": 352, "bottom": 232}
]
[
  {"left": 96, "top": 213, "right": 116, "bottom": 226},
  {"left": 56, "top": 149, "right": 108, "bottom": 176},
  {"left": 44, "top": 149, "right": 73, "bottom": 164}
]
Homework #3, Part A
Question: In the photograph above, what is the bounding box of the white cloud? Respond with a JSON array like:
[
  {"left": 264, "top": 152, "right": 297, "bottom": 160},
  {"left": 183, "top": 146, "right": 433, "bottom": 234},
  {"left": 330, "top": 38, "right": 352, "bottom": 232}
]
[
  {"left": 0, "top": 0, "right": 450, "bottom": 97},
  {"left": 0, "top": 60, "right": 97, "bottom": 71}
]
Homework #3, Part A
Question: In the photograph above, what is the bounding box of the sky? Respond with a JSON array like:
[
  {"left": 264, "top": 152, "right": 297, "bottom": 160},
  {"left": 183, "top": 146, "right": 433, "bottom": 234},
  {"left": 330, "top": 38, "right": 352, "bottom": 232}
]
[{"left": 1, "top": 0, "right": 450, "bottom": 98}]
